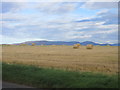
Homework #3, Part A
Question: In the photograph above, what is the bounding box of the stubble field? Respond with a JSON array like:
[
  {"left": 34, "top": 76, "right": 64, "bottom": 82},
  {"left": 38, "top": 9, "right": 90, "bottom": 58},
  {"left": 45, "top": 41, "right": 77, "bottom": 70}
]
[{"left": 2, "top": 45, "right": 118, "bottom": 74}]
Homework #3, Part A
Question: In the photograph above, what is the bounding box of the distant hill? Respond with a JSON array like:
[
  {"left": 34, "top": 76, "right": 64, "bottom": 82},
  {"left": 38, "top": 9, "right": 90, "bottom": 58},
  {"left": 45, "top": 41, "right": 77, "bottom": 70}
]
[{"left": 13, "top": 40, "right": 119, "bottom": 46}]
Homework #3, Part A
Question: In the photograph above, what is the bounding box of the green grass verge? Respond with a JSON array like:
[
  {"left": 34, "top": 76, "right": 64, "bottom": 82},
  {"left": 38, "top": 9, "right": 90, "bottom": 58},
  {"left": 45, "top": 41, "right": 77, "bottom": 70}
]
[{"left": 2, "top": 63, "right": 118, "bottom": 88}]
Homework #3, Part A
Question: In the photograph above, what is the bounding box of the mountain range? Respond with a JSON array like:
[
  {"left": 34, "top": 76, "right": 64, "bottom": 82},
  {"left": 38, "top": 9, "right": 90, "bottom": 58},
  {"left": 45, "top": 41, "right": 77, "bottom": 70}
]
[{"left": 14, "top": 40, "right": 119, "bottom": 46}]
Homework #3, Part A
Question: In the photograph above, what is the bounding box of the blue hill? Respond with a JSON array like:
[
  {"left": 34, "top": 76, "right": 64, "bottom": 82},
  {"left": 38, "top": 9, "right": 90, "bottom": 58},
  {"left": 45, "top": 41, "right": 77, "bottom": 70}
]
[{"left": 14, "top": 40, "right": 119, "bottom": 46}]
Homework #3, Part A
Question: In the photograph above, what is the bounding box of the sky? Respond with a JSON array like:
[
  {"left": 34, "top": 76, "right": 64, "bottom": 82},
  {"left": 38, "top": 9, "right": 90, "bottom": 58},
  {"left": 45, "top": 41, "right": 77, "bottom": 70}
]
[{"left": 0, "top": 1, "right": 118, "bottom": 44}]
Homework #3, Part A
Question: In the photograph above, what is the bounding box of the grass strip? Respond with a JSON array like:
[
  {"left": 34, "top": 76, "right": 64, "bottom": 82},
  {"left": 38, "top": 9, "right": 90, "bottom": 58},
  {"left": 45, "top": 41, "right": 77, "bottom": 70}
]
[{"left": 2, "top": 63, "right": 118, "bottom": 88}]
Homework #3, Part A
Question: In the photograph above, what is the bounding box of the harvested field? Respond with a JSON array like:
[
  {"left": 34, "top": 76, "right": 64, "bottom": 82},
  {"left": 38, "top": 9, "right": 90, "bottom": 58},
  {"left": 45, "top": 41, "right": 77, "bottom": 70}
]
[{"left": 2, "top": 45, "right": 118, "bottom": 74}]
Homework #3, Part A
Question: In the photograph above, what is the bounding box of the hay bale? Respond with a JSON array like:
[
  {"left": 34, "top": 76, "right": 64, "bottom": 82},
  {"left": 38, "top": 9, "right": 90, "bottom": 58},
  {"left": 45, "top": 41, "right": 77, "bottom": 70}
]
[
  {"left": 73, "top": 44, "right": 80, "bottom": 49},
  {"left": 31, "top": 43, "right": 35, "bottom": 46},
  {"left": 76, "top": 43, "right": 81, "bottom": 47},
  {"left": 86, "top": 44, "right": 93, "bottom": 49}
]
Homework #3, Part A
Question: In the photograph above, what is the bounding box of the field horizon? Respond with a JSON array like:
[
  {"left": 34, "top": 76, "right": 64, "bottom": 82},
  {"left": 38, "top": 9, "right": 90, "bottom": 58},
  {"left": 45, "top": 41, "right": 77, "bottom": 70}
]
[{"left": 1, "top": 40, "right": 119, "bottom": 46}]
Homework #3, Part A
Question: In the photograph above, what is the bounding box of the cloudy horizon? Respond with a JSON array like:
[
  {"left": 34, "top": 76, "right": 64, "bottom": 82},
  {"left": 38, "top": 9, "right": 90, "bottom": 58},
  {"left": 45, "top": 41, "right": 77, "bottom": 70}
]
[{"left": 1, "top": 2, "right": 118, "bottom": 44}]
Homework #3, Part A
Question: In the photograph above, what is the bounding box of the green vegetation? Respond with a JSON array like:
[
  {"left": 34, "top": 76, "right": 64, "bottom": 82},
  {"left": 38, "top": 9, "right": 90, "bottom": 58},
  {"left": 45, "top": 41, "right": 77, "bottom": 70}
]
[{"left": 3, "top": 63, "right": 118, "bottom": 88}]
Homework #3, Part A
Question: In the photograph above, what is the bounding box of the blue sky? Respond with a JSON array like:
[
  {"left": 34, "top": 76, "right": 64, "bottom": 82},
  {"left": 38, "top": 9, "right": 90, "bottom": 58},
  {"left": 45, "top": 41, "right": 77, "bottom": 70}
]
[{"left": 1, "top": 2, "right": 118, "bottom": 44}]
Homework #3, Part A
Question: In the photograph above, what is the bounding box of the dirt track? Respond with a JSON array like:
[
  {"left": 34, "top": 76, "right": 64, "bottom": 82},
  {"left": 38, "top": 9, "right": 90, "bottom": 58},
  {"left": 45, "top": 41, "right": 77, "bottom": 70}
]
[{"left": 2, "top": 81, "right": 33, "bottom": 88}]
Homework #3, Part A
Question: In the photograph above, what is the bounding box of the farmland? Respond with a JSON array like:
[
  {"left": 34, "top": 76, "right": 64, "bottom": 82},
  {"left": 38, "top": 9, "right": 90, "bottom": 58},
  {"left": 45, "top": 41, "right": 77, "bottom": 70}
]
[{"left": 2, "top": 45, "right": 118, "bottom": 74}]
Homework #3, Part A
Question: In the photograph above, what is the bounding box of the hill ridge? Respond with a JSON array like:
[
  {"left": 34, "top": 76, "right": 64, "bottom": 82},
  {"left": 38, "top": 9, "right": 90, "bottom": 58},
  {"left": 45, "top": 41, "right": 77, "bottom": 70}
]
[{"left": 12, "top": 40, "right": 119, "bottom": 46}]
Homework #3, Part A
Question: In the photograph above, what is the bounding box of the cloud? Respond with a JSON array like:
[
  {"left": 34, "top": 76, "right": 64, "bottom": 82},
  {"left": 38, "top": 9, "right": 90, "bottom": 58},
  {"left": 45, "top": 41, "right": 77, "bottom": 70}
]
[
  {"left": 1, "top": 2, "right": 118, "bottom": 44},
  {"left": 81, "top": 2, "right": 118, "bottom": 9},
  {"left": 1, "top": 2, "right": 79, "bottom": 14},
  {"left": 75, "top": 9, "right": 118, "bottom": 25},
  {"left": 1, "top": 2, "right": 27, "bottom": 13},
  {"left": 70, "top": 35, "right": 92, "bottom": 39},
  {"left": 2, "top": 0, "right": 119, "bottom": 2},
  {"left": 35, "top": 2, "right": 79, "bottom": 14},
  {"left": 93, "top": 29, "right": 117, "bottom": 34},
  {"left": 96, "top": 9, "right": 109, "bottom": 15},
  {"left": 2, "top": 13, "right": 118, "bottom": 43},
  {"left": 0, "top": 34, "right": 48, "bottom": 44}
]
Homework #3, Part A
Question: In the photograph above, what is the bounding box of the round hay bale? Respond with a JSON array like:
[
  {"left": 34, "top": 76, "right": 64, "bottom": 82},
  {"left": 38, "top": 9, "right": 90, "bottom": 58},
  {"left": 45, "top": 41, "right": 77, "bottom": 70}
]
[
  {"left": 31, "top": 43, "right": 35, "bottom": 46},
  {"left": 73, "top": 44, "right": 79, "bottom": 49},
  {"left": 76, "top": 43, "right": 81, "bottom": 47},
  {"left": 86, "top": 44, "right": 93, "bottom": 49}
]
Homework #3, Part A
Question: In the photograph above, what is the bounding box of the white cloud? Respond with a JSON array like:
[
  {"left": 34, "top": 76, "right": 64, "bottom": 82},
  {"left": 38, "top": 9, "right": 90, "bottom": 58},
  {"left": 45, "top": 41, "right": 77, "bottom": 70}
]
[
  {"left": 35, "top": 2, "right": 79, "bottom": 14},
  {"left": 81, "top": 2, "right": 118, "bottom": 9},
  {"left": 1, "top": 2, "right": 118, "bottom": 44},
  {"left": 0, "top": 34, "right": 47, "bottom": 44},
  {"left": 98, "top": 24, "right": 118, "bottom": 29},
  {"left": 2, "top": 0, "right": 28, "bottom": 2},
  {"left": 1, "top": 12, "right": 30, "bottom": 20},
  {"left": 1, "top": 2, "right": 27, "bottom": 13},
  {"left": 2, "top": 0, "right": 119, "bottom": 2},
  {"left": 70, "top": 35, "right": 92, "bottom": 39},
  {"left": 96, "top": 9, "right": 109, "bottom": 15},
  {"left": 94, "top": 30, "right": 117, "bottom": 34}
]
